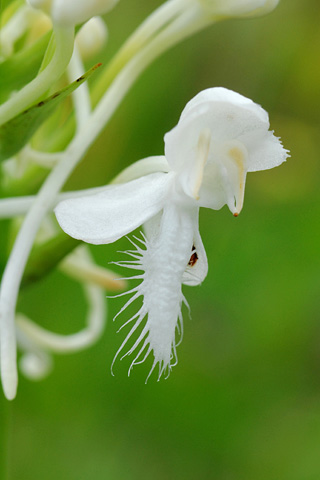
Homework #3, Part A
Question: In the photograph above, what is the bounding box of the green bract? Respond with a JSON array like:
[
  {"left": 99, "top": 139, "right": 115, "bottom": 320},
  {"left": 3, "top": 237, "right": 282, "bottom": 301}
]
[{"left": 0, "top": 63, "right": 101, "bottom": 162}]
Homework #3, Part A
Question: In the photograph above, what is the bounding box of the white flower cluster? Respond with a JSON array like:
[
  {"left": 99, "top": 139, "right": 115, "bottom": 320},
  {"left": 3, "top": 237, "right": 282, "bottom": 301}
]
[
  {"left": 56, "top": 87, "right": 288, "bottom": 378},
  {"left": 0, "top": 0, "right": 283, "bottom": 399}
]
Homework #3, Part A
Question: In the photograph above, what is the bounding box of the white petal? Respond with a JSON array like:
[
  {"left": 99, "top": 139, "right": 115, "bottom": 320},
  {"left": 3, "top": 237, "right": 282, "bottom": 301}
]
[
  {"left": 143, "top": 210, "right": 163, "bottom": 241},
  {"left": 164, "top": 87, "right": 269, "bottom": 172},
  {"left": 178, "top": 87, "right": 268, "bottom": 125},
  {"left": 111, "top": 156, "right": 169, "bottom": 184},
  {"left": 144, "top": 208, "right": 208, "bottom": 287},
  {"left": 194, "top": 158, "right": 228, "bottom": 210},
  {"left": 241, "top": 130, "right": 289, "bottom": 172},
  {"left": 164, "top": 87, "right": 288, "bottom": 211},
  {"left": 198, "top": 140, "right": 248, "bottom": 214},
  {"left": 182, "top": 226, "right": 208, "bottom": 286},
  {"left": 55, "top": 173, "right": 173, "bottom": 245},
  {"left": 176, "top": 128, "right": 211, "bottom": 201}
]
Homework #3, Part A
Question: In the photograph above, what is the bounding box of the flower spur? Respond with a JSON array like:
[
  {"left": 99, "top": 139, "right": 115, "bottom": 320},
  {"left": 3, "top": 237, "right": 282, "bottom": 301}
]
[{"left": 55, "top": 87, "right": 289, "bottom": 379}]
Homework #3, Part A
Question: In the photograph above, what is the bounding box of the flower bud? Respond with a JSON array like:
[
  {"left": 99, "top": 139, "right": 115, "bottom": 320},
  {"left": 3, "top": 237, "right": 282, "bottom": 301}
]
[
  {"left": 27, "top": 0, "right": 119, "bottom": 26},
  {"left": 75, "top": 17, "right": 108, "bottom": 60}
]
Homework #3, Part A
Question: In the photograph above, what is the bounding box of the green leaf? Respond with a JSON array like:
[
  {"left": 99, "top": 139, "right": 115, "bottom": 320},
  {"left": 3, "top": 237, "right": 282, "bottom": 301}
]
[
  {"left": 0, "top": 32, "right": 51, "bottom": 104},
  {"left": 0, "top": 62, "right": 101, "bottom": 162}
]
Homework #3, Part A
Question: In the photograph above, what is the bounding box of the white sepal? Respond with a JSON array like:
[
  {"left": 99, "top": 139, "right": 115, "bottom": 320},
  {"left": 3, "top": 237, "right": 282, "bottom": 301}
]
[
  {"left": 182, "top": 222, "right": 208, "bottom": 286},
  {"left": 111, "top": 156, "right": 169, "bottom": 185},
  {"left": 164, "top": 87, "right": 288, "bottom": 213},
  {"left": 55, "top": 173, "right": 174, "bottom": 244}
]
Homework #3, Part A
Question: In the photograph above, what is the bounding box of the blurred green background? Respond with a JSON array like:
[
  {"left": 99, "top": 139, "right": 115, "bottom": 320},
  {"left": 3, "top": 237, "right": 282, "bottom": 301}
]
[{"left": 3, "top": 0, "right": 320, "bottom": 478}]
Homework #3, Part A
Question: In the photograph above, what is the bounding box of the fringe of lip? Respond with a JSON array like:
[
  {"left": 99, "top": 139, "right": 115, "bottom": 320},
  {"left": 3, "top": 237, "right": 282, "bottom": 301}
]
[{"left": 111, "top": 232, "right": 189, "bottom": 382}]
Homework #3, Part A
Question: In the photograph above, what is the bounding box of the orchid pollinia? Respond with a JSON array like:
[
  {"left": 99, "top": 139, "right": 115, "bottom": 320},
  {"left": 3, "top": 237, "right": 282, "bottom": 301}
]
[{"left": 56, "top": 87, "right": 288, "bottom": 379}]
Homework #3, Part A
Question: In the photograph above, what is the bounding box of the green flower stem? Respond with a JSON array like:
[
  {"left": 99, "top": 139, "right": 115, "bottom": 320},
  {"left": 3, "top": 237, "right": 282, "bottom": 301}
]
[
  {"left": 15, "top": 0, "right": 189, "bottom": 156},
  {"left": 0, "top": 184, "right": 109, "bottom": 218},
  {"left": 67, "top": 45, "right": 91, "bottom": 131},
  {"left": 74, "top": 8, "right": 210, "bottom": 159},
  {"left": 0, "top": 25, "right": 74, "bottom": 126},
  {"left": 92, "top": 0, "right": 189, "bottom": 105},
  {"left": 0, "top": 157, "right": 169, "bottom": 219},
  {"left": 0, "top": 3, "right": 210, "bottom": 400}
]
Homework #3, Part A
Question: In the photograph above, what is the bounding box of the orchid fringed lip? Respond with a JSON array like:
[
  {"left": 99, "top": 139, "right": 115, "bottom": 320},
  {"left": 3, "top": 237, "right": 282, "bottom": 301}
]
[{"left": 55, "top": 87, "right": 288, "bottom": 380}]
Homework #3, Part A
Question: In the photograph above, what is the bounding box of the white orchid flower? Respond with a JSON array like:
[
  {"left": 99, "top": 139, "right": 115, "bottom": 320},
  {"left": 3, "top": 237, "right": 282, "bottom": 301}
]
[
  {"left": 55, "top": 87, "right": 288, "bottom": 380},
  {"left": 27, "top": 0, "right": 119, "bottom": 26}
]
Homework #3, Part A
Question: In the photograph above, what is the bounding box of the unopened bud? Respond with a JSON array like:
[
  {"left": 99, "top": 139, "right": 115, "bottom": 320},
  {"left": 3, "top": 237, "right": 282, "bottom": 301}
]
[{"left": 76, "top": 17, "right": 108, "bottom": 60}]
